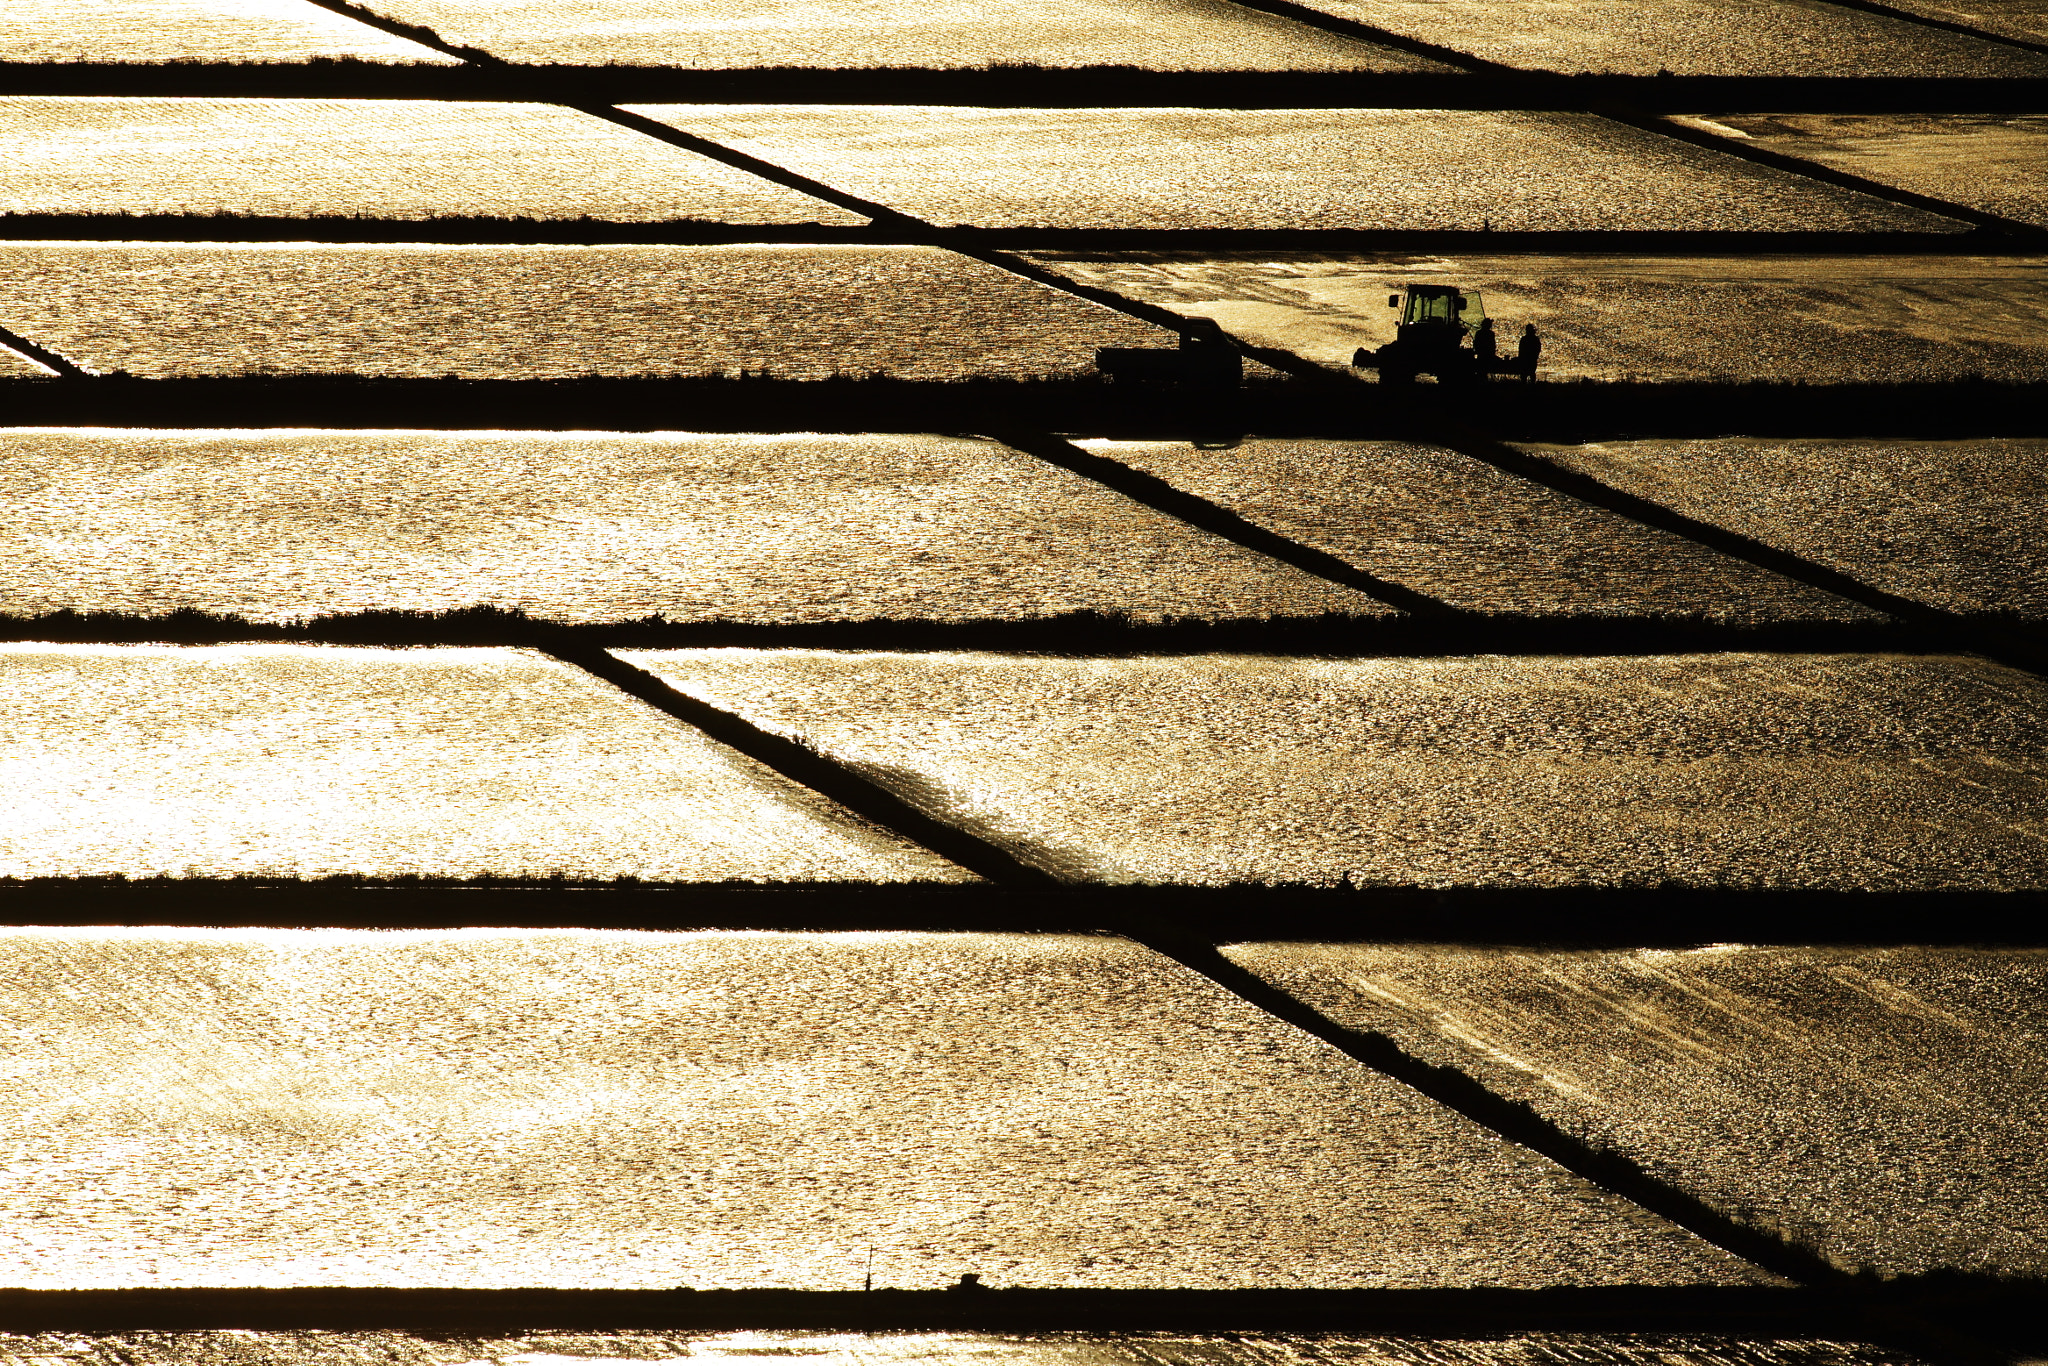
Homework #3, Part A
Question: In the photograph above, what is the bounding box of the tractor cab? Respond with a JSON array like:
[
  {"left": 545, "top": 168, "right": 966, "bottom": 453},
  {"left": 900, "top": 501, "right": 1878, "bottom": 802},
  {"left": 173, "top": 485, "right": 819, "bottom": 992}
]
[{"left": 1352, "top": 283, "right": 1490, "bottom": 383}]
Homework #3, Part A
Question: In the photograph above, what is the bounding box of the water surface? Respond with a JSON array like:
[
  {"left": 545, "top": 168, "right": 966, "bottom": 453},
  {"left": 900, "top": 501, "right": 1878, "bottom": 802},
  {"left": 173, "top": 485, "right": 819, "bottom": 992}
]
[
  {"left": 0, "top": 244, "right": 1159, "bottom": 378},
  {"left": 1532, "top": 438, "right": 2048, "bottom": 621},
  {"left": 340, "top": 0, "right": 1444, "bottom": 69},
  {"left": 1874, "top": 0, "right": 2048, "bottom": 42},
  {"left": 1229, "top": 942, "right": 2048, "bottom": 1277},
  {"left": 0, "top": 644, "right": 962, "bottom": 881},
  {"left": 641, "top": 107, "right": 1948, "bottom": 232},
  {"left": 1678, "top": 115, "right": 2048, "bottom": 229},
  {"left": 0, "top": 429, "right": 1380, "bottom": 625},
  {"left": 0, "top": 0, "right": 452, "bottom": 63},
  {"left": 0, "top": 98, "right": 851, "bottom": 222},
  {"left": 621, "top": 649, "right": 2048, "bottom": 888},
  {"left": 1087, "top": 438, "right": 1877, "bottom": 623},
  {"left": 0, "top": 929, "right": 1752, "bottom": 1287},
  {"left": 1284, "top": 0, "right": 2048, "bottom": 74},
  {"left": 1027, "top": 253, "right": 2048, "bottom": 382}
]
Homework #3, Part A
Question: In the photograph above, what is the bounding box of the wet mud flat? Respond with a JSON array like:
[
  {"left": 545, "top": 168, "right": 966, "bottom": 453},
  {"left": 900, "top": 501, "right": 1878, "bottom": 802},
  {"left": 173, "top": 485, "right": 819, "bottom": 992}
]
[
  {"left": 1672, "top": 115, "right": 2048, "bottom": 229},
  {"left": 0, "top": 929, "right": 1753, "bottom": 1289},
  {"left": 0, "top": 244, "right": 1163, "bottom": 380},
  {"left": 0, "top": 99, "right": 853, "bottom": 223},
  {"left": 638, "top": 107, "right": 1950, "bottom": 233},
  {"left": 619, "top": 649, "right": 2048, "bottom": 889},
  {"left": 0, "top": 429, "right": 1375, "bottom": 628},
  {"left": 1025, "top": 252, "right": 2047, "bottom": 383},
  {"left": 1227, "top": 943, "right": 2048, "bottom": 1279},
  {"left": 317, "top": 0, "right": 1442, "bottom": 70}
]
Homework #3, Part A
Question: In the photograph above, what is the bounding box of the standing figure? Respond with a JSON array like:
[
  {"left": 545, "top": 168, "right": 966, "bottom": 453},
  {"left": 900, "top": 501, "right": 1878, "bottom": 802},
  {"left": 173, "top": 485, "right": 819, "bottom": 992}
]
[
  {"left": 1518, "top": 323, "right": 1542, "bottom": 381},
  {"left": 1473, "top": 317, "right": 1498, "bottom": 372}
]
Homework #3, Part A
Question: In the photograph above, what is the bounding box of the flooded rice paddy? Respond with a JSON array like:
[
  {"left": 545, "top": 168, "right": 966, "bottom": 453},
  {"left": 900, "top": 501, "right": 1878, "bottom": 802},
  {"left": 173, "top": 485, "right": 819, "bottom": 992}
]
[
  {"left": 1229, "top": 943, "right": 2048, "bottom": 1278},
  {"left": 1877, "top": 0, "right": 2048, "bottom": 42},
  {"left": 0, "top": 0, "right": 454, "bottom": 63},
  {"left": 1531, "top": 438, "right": 2048, "bottom": 621},
  {"left": 0, "top": 244, "right": 1161, "bottom": 379},
  {"left": 0, "top": 345, "right": 53, "bottom": 378},
  {"left": 0, "top": 1336, "right": 1920, "bottom": 1366},
  {"left": 0, "top": 644, "right": 965, "bottom": 882},
  {"left": 344, "top": 0, "right": 1442, "bottom": 69},
  {"left": 0, "top": 429, "right": 1381, "bottom": 625},
  {"left": 0, "top": 99, "right": 853, "bottom": 223},
  {"left": 1083, "top": 438, "right": 1878, "bottom": 623},
  {"left": 1678, "top": 115, "right": 2048, "bottom": 229},
  {"left": 639, "top": 107, "right": 1948, "bottom": 232},
  {"left": 1029, "top": 253, "right": 2048, "bottom": 382},
  {"left": 620, "top": 650, "right": 2048, "bottom": 889},
  {"left": 1286, "top": 0, "right": 2048, "bottom": 75},
  {"left": 0, "top": 929, "right": 1756, "bottom": 1288}
]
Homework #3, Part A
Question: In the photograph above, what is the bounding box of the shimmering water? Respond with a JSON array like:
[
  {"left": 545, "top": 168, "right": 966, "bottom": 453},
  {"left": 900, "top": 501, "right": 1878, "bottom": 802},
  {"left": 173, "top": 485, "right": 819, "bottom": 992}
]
[
  {"left": 0, "top": 1334, "right": 1919, "bottom": 1366},
  {"left": 0, "top": 244, "right": 1161, "bottom": 378},
  {"left": 1284, "top": 0, "right": 2048, "bottom": 75},
  {"left": 0, "top": 929, "right": 1753, "bottom": 1287},
  {"left": 1229, "top": 942, "right": 2048, "bottom": 1277},
  {"left": 0, "top": 644, "right": 965, "bottom": 881},
  {"left": 0, "top": 98, "right": 851, "bottom": 223},
  {"left": 1083, "top": 438, "right": 1877, "bottom": 622},
  {"left": 1531, "top": 437, "right": 2048, "bottom": 620},
  {"left": 623, "top": 649, "right": 2048, "bottom": 889},
  {"left": 0, "top": 429, "right": 1381, "bottom": 624},
  {"left": 0, "top": 344, "right": 52, "bottom": 377},
  {"left": 1028, "top": 253, "right": 2048, "bottom": 381},
  {"left": 1877, "top": 0, "right": 2048, "bottom": 42},
  {"left": 0, "top": 0, "right": 452, "bottom": 63},
  {"left": 1679, "top": 114, "right": 2048, "bottom": 229},
  {"left": 345, "top": 0, "right": 1442, "bottom": 70},
  {"left": 638, "top": 107, "right": 1948, "bottom": 232}
]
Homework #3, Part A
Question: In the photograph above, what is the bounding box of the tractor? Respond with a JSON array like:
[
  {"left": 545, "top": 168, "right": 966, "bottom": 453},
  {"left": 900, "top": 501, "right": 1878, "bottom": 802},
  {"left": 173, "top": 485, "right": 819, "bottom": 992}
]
[{"left": 1351, "top": 283, "right": 1492, "bottom": 384}]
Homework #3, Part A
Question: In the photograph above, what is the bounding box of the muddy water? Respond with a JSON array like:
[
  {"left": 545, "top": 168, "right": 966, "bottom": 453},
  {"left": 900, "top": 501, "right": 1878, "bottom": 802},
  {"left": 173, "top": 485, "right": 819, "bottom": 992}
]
[
  {"left": 0, "top": 929, "right": 1758, "bottom": 1287},
  {"left": 0, "top": 244, "right": 1161, "bottom": 378},
  {"left": 641, "top": 107, "right": 1946, "bottom": 232},
  {"left": 1228, "top": 943, "right": 2048, "bottom": 1278},
  {"left": 1083, "top": 437, "right": 1877, "bottom": 623},
  {"left": 0, "top": 1334, "right": 1918, "bottom": 1366},
  {"left": 1028, "top": 253, "right": 2048, "bottom": 382},
  {"left": 1530, "top": 437, "right": 2048, "bottom": 621},
  {"left": 0, "top": 0, "right": 454, "bottom": 62},
  {"left": 347, "top": 0, "right": 1442, "bottom": 69},
  {"left": 1677, "top": 115, "right": 2048, "bottom": 229},
  {"left": 620, "top": 649, "right": 2048, "bottom": 889},
  {"left": 0, "top": 99, "right": 851, "bottom": 222},
  {"left": 0, "top": 429, "right": 1382, "bottom": 625},
  {"left": 1286, "top": 0, "right": 2048, "bottom": 75},
  {"left": 0, "top": 644, "right": 965, "bottom": 881},
  {"left": 0, "top": 344, "right": 52, "bottom": 377}
]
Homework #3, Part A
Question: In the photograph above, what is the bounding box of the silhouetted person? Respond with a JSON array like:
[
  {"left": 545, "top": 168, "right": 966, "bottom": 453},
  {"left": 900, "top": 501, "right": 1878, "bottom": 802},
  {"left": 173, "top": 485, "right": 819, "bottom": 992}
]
[
  {"left": 1518, "top": 323, "right": 1542, "bottom": 381},
  {"left": 1473, "top": 317, "right": 1497, "bottom": 370}
]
